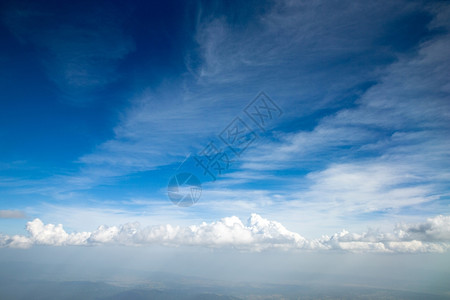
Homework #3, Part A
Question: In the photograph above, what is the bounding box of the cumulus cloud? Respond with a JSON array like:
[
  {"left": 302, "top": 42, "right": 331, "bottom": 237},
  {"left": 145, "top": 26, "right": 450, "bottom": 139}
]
[
  {"left": 395, "top": 215, "right": 450, "bottom": 242},
  {"left": 319, "top": 215, "right": 450, "bottom": 253},
  {"left": 1, "top": 214, "right": 449, "bottom": 253}
]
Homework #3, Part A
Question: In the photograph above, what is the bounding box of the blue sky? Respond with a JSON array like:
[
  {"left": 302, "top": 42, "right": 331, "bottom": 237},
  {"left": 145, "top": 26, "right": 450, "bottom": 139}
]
[{"left": 0, "top": 0, "right": 449, "bottom": 252}]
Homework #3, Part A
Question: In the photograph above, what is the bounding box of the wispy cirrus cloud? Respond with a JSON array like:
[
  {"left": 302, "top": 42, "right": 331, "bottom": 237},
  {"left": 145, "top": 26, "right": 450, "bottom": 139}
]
[
  {"left": 56, "top": 0, "right": 425, "bottom": 180},
  {"left": 72, "top": 0, "right": 448, "bottom": 190},
  {"left": 1, "top": 1, "right": 448, "bottom": 236},
  {"left": 230, "top": 3, "right": 450, "bottom": 218}
]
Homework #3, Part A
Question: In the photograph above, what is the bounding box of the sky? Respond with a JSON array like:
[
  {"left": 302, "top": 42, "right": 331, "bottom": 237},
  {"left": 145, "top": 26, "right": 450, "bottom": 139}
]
[{"left": 0, "top": 0, "right": 450, "bottom": 297}]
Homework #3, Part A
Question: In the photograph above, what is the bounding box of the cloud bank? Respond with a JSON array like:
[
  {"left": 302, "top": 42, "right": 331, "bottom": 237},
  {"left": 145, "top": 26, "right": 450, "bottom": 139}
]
[{"left": 1, "top": 214, "right": 449, "bottom": 253}]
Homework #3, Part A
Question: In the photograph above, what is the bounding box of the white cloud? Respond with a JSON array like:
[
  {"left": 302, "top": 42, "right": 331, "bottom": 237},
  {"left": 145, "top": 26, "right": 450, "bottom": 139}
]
[
  {"left": 0, "top": 234, "right": 32, "bottom": 249},
  {"left": 301, "top": 162, "right": 437, "bottom": 213},
  {"left": 395, "top": 215, "right": 450, "bottom": 242},
  {"left": 318, "top": 215, "right": 450, "bottom": 253},
  {"left": 1, "top": 214, "right": 449, "bottom": 253},
  {"left": 20, "top": 0, "right": 422, "bottom": 193},
  {"left": 26, "top": 218, "right": 90, "bottom": 246},
  {"left": 1, "top": 1, "right": 448, "bottom": 236},
  {"left": 233, "top": 2, "right": 450, "bottom": 218}
]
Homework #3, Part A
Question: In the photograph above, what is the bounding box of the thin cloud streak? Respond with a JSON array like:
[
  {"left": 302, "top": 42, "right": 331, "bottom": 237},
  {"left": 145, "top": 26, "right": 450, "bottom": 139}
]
[{"left": 0, "top": 210, "right": 26, "bottom": 219}]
